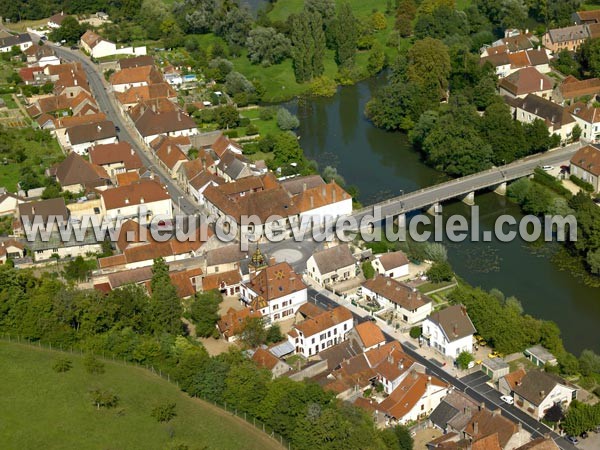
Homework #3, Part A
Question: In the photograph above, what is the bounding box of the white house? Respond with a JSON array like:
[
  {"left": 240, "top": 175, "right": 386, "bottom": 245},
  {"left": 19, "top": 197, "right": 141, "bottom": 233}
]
[
  {"left": 99, "top": 179, "right": 172, "bottom": 223},
  {"left": 294, "top": 181, "right": 353, "bottom": 226},
  {"left": 512, "top": 370, "right": 577, "bottom": 420},
  {"left": 240, "top": 262, "right": 308, "bottom": 324},
  {"left": 134, "top": 109, "right": 199, "bottom": 145},
  {"left": 48, "top": 12, "right": 68, "bottom": 29},
  {"left": 513, "top": 94, "right": 576, "bottom": 143},
  {"left": 570, "top": 145, "right": 600, "bottom": 192},
  {"left": 109, "top": 65, "right": 164, "bottom": 93},
  {"left": 377, "top": 371, "right": 449, "bottom": 426},
  {"left": 0, "top": 192, "right": 25, "bottom": 216},
  {"left": 287, "top": 305, "right": 354, "bottom": 357},
  {"left": 29, "top": 231, "right": 102, "bottom": 262},
  {"left": 362, "top": 275, "right": 433, "bottom": 325},
  {"left": 65, "top": 121, "right": 118, "bottom": 156},
  {"left": 363, "top": 341, "right": 424, "bottom": 395},
  {"left": 372, "top": 251, "right": 409, "bottom": 278},
  {"left": 569, "top": 104, "right": 600, "bottom": 143},
  {"left": 306, "top": 243, "right": 356, "bottom": 286},
  {"left": 0, "top": 240, "right": 25, "bottom": 263},
  {"left": 80, "top": 30, "right": 146, "bottom": 59},
  {"left": 421, "top": 304, "right": 476, "bottom": 359},
  {"left": 0, "top": 33, "right": 33, "bottom": 53}
]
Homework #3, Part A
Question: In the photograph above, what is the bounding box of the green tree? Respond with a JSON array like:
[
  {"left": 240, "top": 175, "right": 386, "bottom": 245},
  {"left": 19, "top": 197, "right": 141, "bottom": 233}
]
[
  {"left": 214, "top": 105, "right": 240, "bottom": 129},
  {"left": 290, "top": 12, "right": 326, "bottom": 82},
  {"left": 427, "top": 261, "right": 454, "bottom": 283},
  {"left": 408, "top": 38, "right": 451, "bottom": 100},
  {"left": 151, "top": 402, "right": 177, "bottom": 423},
  {"left": 52, "top": 357, "right": 73, "bottom": 373},
  {"left": 276, "top": 107, "right": 300, "bottom": 131},
  {"left": 84, "top": 354, "right": 105, "bottom": 374},
  {"left": 150, "top": 258, "right": 183, "bottom": 335},
  {"left": 239, "top": 317, "right": 267, "bottom": 348},
  {"left": 190, "top": 290, "right": 222, "bottom": 338},
  {"left": 409, "top": 326, "right": 422, "bottom": 339},
  {"left": 367, "top": 42, "right": 386, "bottom": 76},
  {"left": 334, "top": 2, "right": 358, "bottom": 68},
  {"left": 246, "top": 27, "right": 290, "bottom": 67},
  {"left": 266, "top": 324, "right": 284, "bottom": 344},
  {"left": 63, "top": 256, "right": 94, "bottom": 282},
  {"left": 90, "top": 389, "right": 118, "bottom": 409},
  {"left": 362, "top": 261, "right": 375, "bottom": 279},
  {"left": 50, "top": 16, "right": 85, "bottom": 44},
  {"left": 456, "top": 351, "right": 474, "bottom": 369}
]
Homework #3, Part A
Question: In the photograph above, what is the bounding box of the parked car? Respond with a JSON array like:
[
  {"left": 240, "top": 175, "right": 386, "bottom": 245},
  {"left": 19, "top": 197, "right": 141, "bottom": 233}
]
[
  {"left": 488, "top": 351, "right": 503, "bottom": 359},
  {"left": 500, "top": 395, "right": 514, "bottom": 405},
  {"left": 115, "top": 125, "right": 121, "bottom": 132},
  {"left": 566, "top": 435, "right": 579, "bottom": 444},
  {"left": 542, "top": 165, "right": 554, "bottom": 171},
  {"left": 580, "top": 432, "right": 588, "bottom": 439},
  {"left": 70, "top": 45, "right": 78, "bottom": 50}
]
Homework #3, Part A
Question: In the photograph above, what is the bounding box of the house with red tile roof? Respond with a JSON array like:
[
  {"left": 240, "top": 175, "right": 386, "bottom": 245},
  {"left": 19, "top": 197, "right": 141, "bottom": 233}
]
[
  {"left": 241, "top": 261, "right": 307, "bottom": 324},
  {"left": 217, "top": 307, "right": 262, "bottom": 342},
  {"left": 287, "top": 306, "right": 353, "bottom": 357},
  {"left": 88, "top": 142, "right": 144, "bottom": 178},
  {"left": 51, "top": 152, "right": 110, "bottom": 193},
  {"left": 201, "top": 269, "right": 242, "bottom": 296},
  {"left": 372, "top": 250, "right": 410, "bottom": 278},
  {"left": 352, "top": 321, "right": 386, "bottom": 351},
  {"left": 499, "top": 67, "right": 554, "bottom": 99},
  {"left": 150, "top": 135, "right": 191, "bottom": 178},
  {"left": 294, "top": 180, "right": 353, "bottom": 224},
  {"left": 116, "top": 83, "right": 177, "bottom": 108},
  {"left": 251, "top": 347, "right": 291, "bottom": 378},
  {"left": 99, "top": 179, "right": 172, "bottom": 222},
  {"left": 110, "top": 65, "right": 164, "bottom": 93}
]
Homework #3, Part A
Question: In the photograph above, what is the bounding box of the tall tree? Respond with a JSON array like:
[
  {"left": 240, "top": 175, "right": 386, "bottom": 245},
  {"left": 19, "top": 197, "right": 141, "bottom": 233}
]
[
  {"left": 150, "top": 257, "right": 182, "bottom": 335},
  {"left": 407, "top": 38, "right": 451, "bottom": 100},
  {"left": 334, "top": 2, "right": 358, "bottom": 68}
]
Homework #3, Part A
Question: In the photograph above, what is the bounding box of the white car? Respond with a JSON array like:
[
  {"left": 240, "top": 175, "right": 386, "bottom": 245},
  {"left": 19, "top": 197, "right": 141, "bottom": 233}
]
[
  {"left": 542, "top": 165, "right": 554, "bottom": 171},
  {"left": 500, "top": 395, "right": 514, "bottom": 405}
]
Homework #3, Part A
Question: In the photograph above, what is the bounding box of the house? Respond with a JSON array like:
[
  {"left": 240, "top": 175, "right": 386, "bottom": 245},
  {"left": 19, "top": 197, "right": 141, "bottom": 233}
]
[
  {"left": 48, "top": 12, "right": 68, "bottom": 29},
  {"left": 372, "top": 250, "right": 409, "bottom": 278},
  {"left": 15, "top": 197, "right": 69, "bottom": 236},
  {"left": 481, "top": 49, "right": 550, "bottom": 78},
  {"left": 570, "top": 145, "right": 600, "bottom": 192},
  {"left": 362, "top": 275, "right": 433, "bottom": 324},
  {"left": 204, "top": 244, "right": 246, "bottom": 274},
  {"left": 133, "top": 108, "right": 198, "bottom": 145},
  {"left": 251, "top": 347, "right": 291, "bottom": 378},
  {"left": 480, "top": 357, "right": 509, "bottom": 381},
  {"left": 498, "top": 368, "right": 527, "bottom": 396},
  {"left": 51, "top": 152, "right": 110, "bottom": 193},
  {"left": 240, "top": 262, "right": 307, "bottom": 324},
  {"left": 24, "top": 43, "right": 55, "bottom": 65},
  {"left": 464, "top": 406, "right": 523, "bottom": 449},
  {"left": 364, "top": 341, "right": 422, "bottom": 394},
  {"left": 18, "top": 66, "right": 47, "bottom": 85},
  {"left": 376, "top": 371, "right": 449, "bottom": 426},
  {"left": 498, "top": 67, "right": 554, "bottom": 99},
  {"left": 306, "top": 243, "right": 356, "bottom": 286},
  {"left": 65, "top": 121, "right": 118, "bottom": 155},
  {"left": 524, "top": 344, "right": 559, "bottom": 367},
  {"left": 99, "top": 179, "right": 172, "bottom": 222},
  {"left": 0, "top": 192, "right": 25, "bottom": 216},
  {"left": 211, "top": 133, "right": 243, "bottom": 157},
  {"left": 0, "top": 33, "right": 33, "bottom": 53},
  {"left": 177, "top": 154, "right": 222, "bottom": 205},
  {"left": 0, "top": 240, "right": 25, "bottom": 263},
  {"left": 429, "top": 390, "right": 480, "bottom": 433},
  {"left": 294, "top": 181, "right": 353, "bottom": 225},
  {"left": 201, "top": 270, "right": 242, "bottom": 296},
  {"left": 115, "top": 83, "right": 177, "bottom": 108},
  {"left": 557, "top": 76, "right": 600, "bottom": 104},
  {"left": 217, "top": 307, "right": 262, "bottom": 342},
  {"left": 512, "top": 94, "right": 576, "bottom": 142},
  {"left": 511, "top": 370, "right": 577, "bottom": 420},
  {"left": 568, "top": 103, "right": 600, "bottom": 142},
  {"left": 422, "top": 304, "right": 476, "bottom": 359},
  {"left": 88, "top": 142, "right": 144, "bottom": 178},
  {"left": 515, "top": 437, "right": 560, "bottom": 450},
  {"left": 215, "top": 149, "right": 254, "bottom": 182},
  {"left": 29, "top": 230, "right": 102, "bottom": 262},
  {"left": 287, "top": 306, "right": 354, "bottom": 357},
  {"left": 351, "top": 321, "right": 386, "bottom": 351},
  {"left": 110, "top": 66, "right": 164, "bottom": 93},
  {"left": 280, "top": 174, "right": 326, "bottom": 195},
  {"left": 150, "top": 135, "right": 190, "bottom": 178},
  {"left": 542, "top": 25, "right": 589, "bottom": 53},
  {"left": 80, "top": 30, "right": 146, "bottom": 59},
  {"left": 118, "top": 55, "right": 155, "bottom": 71}
]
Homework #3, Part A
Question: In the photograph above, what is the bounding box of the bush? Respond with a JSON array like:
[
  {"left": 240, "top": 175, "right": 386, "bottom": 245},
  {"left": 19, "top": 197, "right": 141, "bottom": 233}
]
[
  {"left": 259, "top": 107, "right": 275, "bottom": 121},
  {"left": 362, "top": 261, "right": 375, "bottom": 279},
  {"left": 52, "top": 358, "right": 73, "bottom": 373},
  {"left": 151, "top": 402, "right": 177, "bottom": 423},
  {"left": 90, "top": 389, "right": 118, "bottom": 409},
  {"left": 570, "top": 174, "right": 594, "bottom": 192},
  {"left": 427, "top": 261, "right": 454, "bottom": 283},
  {"left": 276, "top": 108, "right": 300, "bottom": 131},
  {"left": 239, "top": 117, "right": 251, "bottom": 127},
  {"left": 309, "top": 76, "right": 337, "bottom": 97},
  {"left": 456, "top": 351, "right": 474, "bottom": 370},
  {"left": 223, "top": 130, "right": 239, "bottom": 138},
  {"left": 84, "top": 354, "right": 105, "bottom": 375},
  {"left": 533, "top": 168, "right": 571, "bottom": 196},
  {"left": 409, "top": 326, "right": 422, "bottom": 339},
  {"left": 246, "top": 124, "right": 259, "bottom": 136}
]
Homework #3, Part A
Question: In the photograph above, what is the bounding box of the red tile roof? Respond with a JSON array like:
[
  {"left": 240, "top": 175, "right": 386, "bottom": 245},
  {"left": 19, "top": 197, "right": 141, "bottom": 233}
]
[
  {"left": 355, "top": 321, "right": 385, "bottom": 349},
  {"left": 100, "top": 179, "right": 170, "bottom": 210},
  {"left": 246, "top": 262, "right": 306, "bottom": 302},
  {"left": 570, "top": 144, "right": 600, "bottom": 176},
  {"left": 217, "top": 307, "right": 262, "bottom": 339},
  {"left": 293, "top": 306, "right": 352, "bottom": 338},
  {"left": 89, "top": 142, "right": 144, "bottom": 171}
]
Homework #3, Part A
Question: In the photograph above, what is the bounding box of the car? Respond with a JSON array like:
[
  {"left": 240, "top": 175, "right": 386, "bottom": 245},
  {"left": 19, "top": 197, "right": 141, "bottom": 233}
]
[
  {"left": 542, "top": 165, "right": 554, "bottom": 171},
  {"left": 488, "top": 351, "right": 503, "bottom": 359},
  {"left": 500, "top": 395, "right": 514, "bottom": 405},
  {"left": 70, "top": 45, "right": 78, "bottom": 50},
  {"left": 55, "top": 42, "right": 62, "bottom": 47},
  {"left": 580, "top": 432, "right": 588, "bottom": 439},
  {"left": 115, "top": 125, "right": 121, "bottom": 132},
  {"left": 566, "top": 435, "right": 579, "bottom": 444}
]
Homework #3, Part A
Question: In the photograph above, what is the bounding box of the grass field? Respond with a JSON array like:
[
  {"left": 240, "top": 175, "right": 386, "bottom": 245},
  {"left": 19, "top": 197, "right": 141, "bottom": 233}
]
[
  {"left": 268, "top": 0, "right": 391, "bottom": 22},
  {"left": 0, "top": 342, "right": 282, "bottom": 450}
]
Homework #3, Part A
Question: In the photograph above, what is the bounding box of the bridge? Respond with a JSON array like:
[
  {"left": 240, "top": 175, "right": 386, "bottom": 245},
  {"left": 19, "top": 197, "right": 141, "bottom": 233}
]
[{"left": 350, "top": 143, "right": 582, "bottom": 228}]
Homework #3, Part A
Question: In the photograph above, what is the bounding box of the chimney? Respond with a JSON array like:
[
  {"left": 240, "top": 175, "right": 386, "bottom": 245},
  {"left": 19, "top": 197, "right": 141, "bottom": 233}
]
[
  {"left": 302, "top": 183, "right": 307, "bottom": 191},
  {"left": 386, "top": 280, "right": 391, "bottom": 286},
  {"left": 540, "top": 390, "right": 545, "bottom": 398},
  {"left": 310, "top": 195, "right": 314, "bottom": 209},
  {"left": 322, "top": 186, "right": 326, "bottom": 197},
  {"left": 167, "top": 145, "right": 171, "bottom": 154},
  {"left": 32, "top": 206, "right": 36, "bottom": 215},
  {"left": 492, "top": 408, "right": 501, "bottom": 417},
  {"left": 131, "top": 148, "right": 135, "bottom": 156},
  {"left": 332, "top": 188, "right": 336, "bottom": 203},
  {"left": 540, "top": 78, "right": 544, "bottom": 91},
  {"left": 177, "top": 111, "right": 181, "bottom": 122},
  {"left": 140, "top": 197, "right": 144, "bottom": 204},
  {"left": 152, "top": 104, "right": 156, "bottom": 113},
  {"left": 125, "top": 197, "right": 129, "bottom": 204},
  {"left": 479, "top": 402, "right": 485, "bottom": 411},
  {"left": 453, "top": 322, "right": 458, "bottom": 336},
  {"left": 97, "top": 125, "right": 102, "bottom": 133},
  {"left": 473, "top": 421, "right": 479, "bottom": 436},
  {"left": 202, "top": 157, "right": 206, "bottom": 170}
]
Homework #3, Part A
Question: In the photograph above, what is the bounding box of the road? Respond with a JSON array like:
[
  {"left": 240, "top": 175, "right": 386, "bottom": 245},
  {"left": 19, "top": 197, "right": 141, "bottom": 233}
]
[
  {"left": 49, "top": 45, "right": 199, "bottom": 216},
  {"left": 352, "top": 143, "right": 582, "bottom": 225},
  {"left": 307, "top": 287, "right": 577, "bottom": 450}
]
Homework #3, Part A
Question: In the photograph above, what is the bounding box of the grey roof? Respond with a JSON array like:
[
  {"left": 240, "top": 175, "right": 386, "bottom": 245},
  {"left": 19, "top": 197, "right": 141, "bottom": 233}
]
[
  {"left": 547, "top": 25, "right": 588, "bottom": 43},
  {"left": 429, "top": 400, "right": 460, "bottom": 430},
  {"left": 218, "top": 154, "right": 248, "bottom": 180},
  {"left": 516, "top": 94, "right": 575, "bottom": 127},
  {"left": 442, "top": 391, "right": 480, "bottom": 431},
  {"left": 311, "top": 244, "right": 356, "bottom": 275},
  {"left": 0, "top": 33, "right": 32, "bottom": 49},
  {"left": 67, "top": 121, "right": 117, "bottom": 145},
  {"left": 482, "top": 357, "right": 509, "bottom": 371},
  {"left": 318, "top": 339, "right": 363, "bottom": 371},
  {"left": 189, "top": 130, "right": 223, "bottom": 148},
  {"left": 426, "top": 304, "right": 476, "bottom": 343},
  {"left": 269, "top": 341, "right": 294, "bottom": 358},
  {"left": 206, "top": 244, "right": 246, "bottom": 266},
  {"left": 29, "top": 230, "right": 100, "bottom": 251},
  {"left": 513, "top": 370, "right": 568, "bottom": 406},
  {"left": 281, "top": 175, "right": 326, "bottom": 196},
  {"left": 18, "top": 198, "right": 68, "bottom": 223},
  {"left": 524, "top": 344, "right": 557, "bottom": 363}
]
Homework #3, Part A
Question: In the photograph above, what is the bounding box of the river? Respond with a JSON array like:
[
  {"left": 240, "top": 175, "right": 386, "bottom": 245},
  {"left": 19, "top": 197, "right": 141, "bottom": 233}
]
[{"left": 285, "top": 80, "right": 600, "bottom": 355}]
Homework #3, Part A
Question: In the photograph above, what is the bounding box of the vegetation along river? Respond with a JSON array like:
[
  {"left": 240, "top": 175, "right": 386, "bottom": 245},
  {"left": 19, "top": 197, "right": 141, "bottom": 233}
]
[{"left": 285, "top": 78, "right": 600, "bottom": 355}]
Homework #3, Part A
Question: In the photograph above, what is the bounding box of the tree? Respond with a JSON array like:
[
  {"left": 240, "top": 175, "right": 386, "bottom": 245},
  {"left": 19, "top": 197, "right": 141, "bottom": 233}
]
[
  {"left": 139, "top": 0, "right": 169, "bottom": 40},
  {"left": 90, "top": 389, "right": 119, "bottom": 409},
  {"left": 290, "top": 12, "right": 326, "bottom": 82},
  {"left": 52, "top": 357, "right": 73, "bottom": 373},
  {"left": 84, "top": 354, "right": 105, "bottom": 374},
  {"left": 50, "top": 16, "right": 85, "bottom": 44},
  {"left": 266, "top": 324, "right": 283, "bottom": 344},
  {"left": 151, "top": 402, "right": 177, "bottom": 423},
  {"left": 408, "top": 38, "right": 451, "bottom": 100},
  {"left": 362, "top": 261, "right": 375, "bottom": 279},
  {"left": 334, "top": 2, "right": 358, "bottom": 68},
  {"left": 63, "top": 256, "right": 94, "bottom": 282},
  {"left": 225, "top": 71, "right": 255, "bottom": 96},
  {"left": 213, "top": 5, "right": 253, "bottom": 46},
  {"left": 150, "top": 258, "right": 183, "bottom": 335},
  {"left": 456, "top": 351, "right": 474, "bottom": 369},
  {"left": 239, "top": 317, "right": 267, "bottom": 348},
  {"left": 246, "top": 27, "right": 291, "bottom": 67},
  {"left": 579, "top": 350, "right": 600, "bottom": 377},
  {"left": 562, "top": 401, "right": 600, "bottom": 436},
  {"left": 214, "top": 105, "right": 240, "bottom": 129},
  {"left": 409, "top": 326, "right": 422, "bottom": 339},
  {"left": 572, "top": 124, "right": 582, "bottom": 142},
  {"left": 190, "top": 290, "right": 222, "bottom": 338},
  {"left": 427, "top": 261, "right": 454, "bottom": 283},
  {"left": 276, "top": 108, "right": 300, "bottom": 131},
  {"left": 367, "top": 42, "right": 386, "bottom": 76}
]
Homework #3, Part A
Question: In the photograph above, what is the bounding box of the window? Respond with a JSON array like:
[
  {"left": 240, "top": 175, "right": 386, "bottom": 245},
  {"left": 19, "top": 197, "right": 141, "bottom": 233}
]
[
  {"left": 311, "top": 338, "right": 315, "bottom": 344},
  {"left": 214, "top": 266, "right": 219, "bottom": 273},
  {"left": 344, "top": 324, "right": 347, "bottom": 331},
  {"left": 273, "top": 304, "right": 278, "bottom": 310},
  {"left": 327, "top": 331, "right": 331, "bottom": 337},
  {"left": 334, "top": 328, "right": 337, "bottom": 335},
  {"left": 320, "top": 333, "right": 326, "bottom": 341}
]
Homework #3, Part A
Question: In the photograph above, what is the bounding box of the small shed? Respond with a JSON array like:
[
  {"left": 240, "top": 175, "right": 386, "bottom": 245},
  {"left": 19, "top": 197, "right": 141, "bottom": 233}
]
[
  {"left": 481, "top": 357, "right": 509, "bottom": 381},
  {"left": 524, "top": 345, "right": 557, "bottom": 367}
]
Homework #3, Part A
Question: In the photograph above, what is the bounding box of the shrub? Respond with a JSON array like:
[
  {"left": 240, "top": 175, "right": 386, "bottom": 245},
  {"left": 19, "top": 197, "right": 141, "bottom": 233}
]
[
  {"left": 276, "top": 108, "right": 300, "bottom": 131},
  {"left": 309, "top": 76, "right": 337, "bottom": 97},
  {"left": 245, "top": 124, "right": 259, "bottom": 136},
  {"left": 427, "top": 261, "right": 454, "bottom": 283},
  {"left": 533, "top": 168, "right": 571, "bottom": 196},
  {"left": 570, "top": 174, "right": 594, "bottom": 192},
  {"left": 223, "top": 130, "right": 238, "bottom": 138},
  {"left": 259, "top": 107, "right": 275, "bottom": 121},
  {"left": 409, "top": 326, "right": 422, "bottom": 339},
  {"left": 151, "top": 402, "right": 177, "bottom": 423},
  {"left": 52, "top": 358, "right": 73, "bottom": 373},
  {"left": 239, "top": 117, "right": 251, "bottom": 127},
  {"left": 362, "top": 261, "right": 375, "bottom": 279},
  {"left": 456, "top": 351, "right": 474, "bottom": 370},
  {"left": 90, "top": 389, "right": 118, "bottom": 409},
  {"left": 84, "top": 354, "right": 105, "bottom": 375}
]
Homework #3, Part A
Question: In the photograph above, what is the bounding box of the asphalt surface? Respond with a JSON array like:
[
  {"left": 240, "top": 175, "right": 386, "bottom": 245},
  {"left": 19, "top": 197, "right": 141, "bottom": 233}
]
[
  {"left": 50, "top": 44, "right": 199, "bottom": 216},
  {"left": 352, "top": 143, "right": 582, "bottom": 224},
  {"left": 307, "top": 288, "right": 577, "bottom": 450}
]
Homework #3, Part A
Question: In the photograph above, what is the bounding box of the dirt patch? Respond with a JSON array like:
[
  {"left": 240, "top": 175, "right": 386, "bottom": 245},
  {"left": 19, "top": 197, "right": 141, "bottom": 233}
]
[
  {"left": 412, "top": 426, "right": 443, "bottom": 449},
  {"left": 198, "top": 336, "right": 235, "bottom": 356}
]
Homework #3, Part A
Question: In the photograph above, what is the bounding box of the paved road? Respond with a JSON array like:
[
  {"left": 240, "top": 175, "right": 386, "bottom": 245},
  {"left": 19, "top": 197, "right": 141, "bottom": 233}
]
[
  {"left": 352, "top": 143, "right": 583, "bottom": 225},
  {"left": 307, "top": 288, "right": 576, "bottom": 450},
  {"left": 50, "top": 44, "right": 199, "bottom": 216}
]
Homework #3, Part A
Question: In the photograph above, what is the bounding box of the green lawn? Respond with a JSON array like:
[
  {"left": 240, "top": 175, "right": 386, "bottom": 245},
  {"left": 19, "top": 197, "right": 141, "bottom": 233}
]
[
  {"left": 0, "top": 341, "right": 282, "bottom": 450},
  {"left": 239, "top": 107, "right": 280, "bottom": 135},
  {"left": 268, "top": 0, "right": 391, "bottom": 22},
  {"left": 0, "top": 93, "right": 17, "bottom": 109}
]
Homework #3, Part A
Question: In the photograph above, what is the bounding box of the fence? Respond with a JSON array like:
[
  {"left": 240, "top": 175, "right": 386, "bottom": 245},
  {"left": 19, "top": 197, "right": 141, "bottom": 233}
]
[{"left": 0, "top": 333, "right": 291, "bottom": 450}]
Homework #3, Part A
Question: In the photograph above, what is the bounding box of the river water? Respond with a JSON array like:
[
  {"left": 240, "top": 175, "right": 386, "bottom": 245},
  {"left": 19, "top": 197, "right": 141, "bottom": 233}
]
[{"left": 285, "top": 80, "right": 600, "bottom": 355}]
